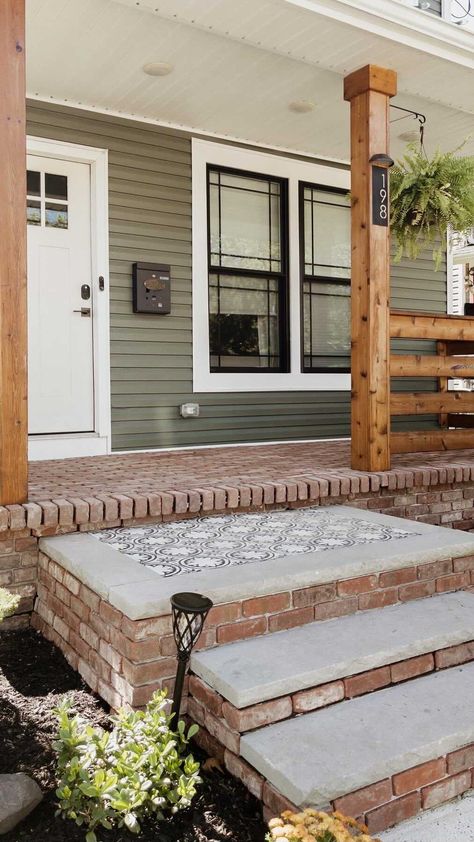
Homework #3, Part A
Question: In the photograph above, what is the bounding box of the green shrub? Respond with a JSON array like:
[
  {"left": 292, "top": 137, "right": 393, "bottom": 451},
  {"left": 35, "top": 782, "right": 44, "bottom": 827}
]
[
  {"left": 0, "top": 587, "right": 20, "bottom": 622},
  {"left": 54, "top": 690, "right": 200, "bottom": 842}
]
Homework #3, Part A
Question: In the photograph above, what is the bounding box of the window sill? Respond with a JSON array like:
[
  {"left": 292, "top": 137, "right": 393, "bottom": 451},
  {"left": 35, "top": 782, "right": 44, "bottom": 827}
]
[{"left": 193, "top": 371, "right": 351, "bottom": 393}]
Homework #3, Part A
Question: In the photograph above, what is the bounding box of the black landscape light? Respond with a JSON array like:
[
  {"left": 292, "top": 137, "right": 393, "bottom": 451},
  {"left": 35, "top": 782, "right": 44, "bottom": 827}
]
[{"left": 170, "top": 591, "right": 213, "bottom": 722}]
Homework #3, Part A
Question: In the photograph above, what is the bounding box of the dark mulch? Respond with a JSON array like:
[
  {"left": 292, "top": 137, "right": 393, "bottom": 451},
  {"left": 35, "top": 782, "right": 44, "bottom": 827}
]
[{"left": 0, "top": 629, "right": 267, "bottom": 842}]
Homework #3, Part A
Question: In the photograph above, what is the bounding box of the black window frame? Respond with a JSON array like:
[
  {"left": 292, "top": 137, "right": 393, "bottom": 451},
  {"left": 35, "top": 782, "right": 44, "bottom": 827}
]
[
  {"left": 299, "top": 180, "right": 351, "bottom": 374},
  {"left": 206, "top": 163, "right": 290, "bottom": 373}
]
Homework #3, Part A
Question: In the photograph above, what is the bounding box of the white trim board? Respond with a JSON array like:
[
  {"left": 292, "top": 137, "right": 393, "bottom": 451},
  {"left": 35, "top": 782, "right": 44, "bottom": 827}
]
[
  {"left": 114, "top": 436, "right": 351, "bottom": 456},
  {"left": 192, "top": 138, "right": 351, "bottom": 393},
  {"left": 26, "top": 136, "right": 111, "bottom": 461}
]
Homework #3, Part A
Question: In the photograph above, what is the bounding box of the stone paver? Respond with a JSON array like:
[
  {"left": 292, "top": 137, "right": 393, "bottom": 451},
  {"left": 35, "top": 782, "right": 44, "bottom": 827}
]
[
  {"left": 240, "top": 664, "right": 474, "bottom": 806},
  {"left": 191, "top": 592, "right": 474, "bottom": 707},
  {"left": 381, "top": 792, "right": 474, "bottom": 841}
]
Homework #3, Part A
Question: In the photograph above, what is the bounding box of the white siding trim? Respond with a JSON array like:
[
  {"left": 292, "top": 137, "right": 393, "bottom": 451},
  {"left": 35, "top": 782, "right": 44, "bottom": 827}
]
[{"left": 192, "top": 138, "right": 351, "bottom": 393}]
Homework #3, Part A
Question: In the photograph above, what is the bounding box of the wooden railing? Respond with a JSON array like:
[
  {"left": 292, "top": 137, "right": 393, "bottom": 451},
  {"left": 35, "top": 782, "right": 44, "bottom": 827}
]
[{"left": 389, "top": 310, "right": 474, "bottom": 456}]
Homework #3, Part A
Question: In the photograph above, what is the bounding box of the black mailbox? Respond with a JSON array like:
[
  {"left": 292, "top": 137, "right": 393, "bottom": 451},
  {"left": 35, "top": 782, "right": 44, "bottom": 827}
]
[{"left": 132, "top": 262, "right": 171, "bottom": 314}]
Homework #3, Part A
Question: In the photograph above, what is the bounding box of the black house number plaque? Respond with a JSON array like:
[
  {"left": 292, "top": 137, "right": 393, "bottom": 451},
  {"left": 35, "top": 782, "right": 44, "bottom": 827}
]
[{"left": 372, "top": 165, "right": 389, "bottom": 227}]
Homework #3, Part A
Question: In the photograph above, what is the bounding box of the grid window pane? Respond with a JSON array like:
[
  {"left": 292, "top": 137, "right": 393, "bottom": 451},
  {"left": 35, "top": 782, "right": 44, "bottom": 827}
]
[
  {"left": 27, "top": 200, "right": 41, "bottom": 226},
  {"left": 209, "top": 169, "right": 281, "bottom": 272},
  {"left": 45, "top": 173, "right": 68, "bottom": 201},
  {"left": 25, "top": 170, "right": 69, "bottom": 229},
  {"left": 45, "top": 202, "right": 68, "bottom": 229},
  {"left": 301, "top": 184, "right": 351, "bottom": 372},
  {"left": 209, "top": 274, "right": 280, "bottom": 369},
  {"left": 304, "top": 187, "right": 350, "bottom": 279},
  {"left": 303, "top": 281, "right": 350, "bottom": 370},
  {"left": 27, "top": 170, "right": 40, "bottom": 196}
]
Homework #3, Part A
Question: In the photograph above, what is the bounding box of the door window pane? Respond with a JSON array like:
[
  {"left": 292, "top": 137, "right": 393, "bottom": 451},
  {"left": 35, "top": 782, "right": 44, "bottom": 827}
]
[
  {"left": 45, "top": 173, "right": 68, "bottom": 201},
  {"left": 209, "top": 274, "right": 280, "bottom": 369},
  {"left": 27, "top": 170, "right": 41, "bottom": 196},
  {"left": 26, "top": 170, "right": 69, "bottom": 228},
  {"left": 45, "top": 203, "right": 68, "bottom": 229},
  {"left": 27, "top": 200, "right": 41, "bottom": 226},
  {"left": 209, "top": 169, "right": 281, "bottom": 272}
]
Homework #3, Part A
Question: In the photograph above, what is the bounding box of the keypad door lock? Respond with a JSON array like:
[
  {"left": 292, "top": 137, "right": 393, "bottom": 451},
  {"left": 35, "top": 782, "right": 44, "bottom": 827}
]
[{"left": 81, "top": 284, "right": 91, "bottom": 300}]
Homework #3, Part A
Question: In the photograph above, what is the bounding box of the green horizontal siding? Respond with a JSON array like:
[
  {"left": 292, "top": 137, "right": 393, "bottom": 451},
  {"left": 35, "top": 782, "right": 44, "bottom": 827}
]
[{"left": 26, "top": 101, "right": 447, "bottom": 450}]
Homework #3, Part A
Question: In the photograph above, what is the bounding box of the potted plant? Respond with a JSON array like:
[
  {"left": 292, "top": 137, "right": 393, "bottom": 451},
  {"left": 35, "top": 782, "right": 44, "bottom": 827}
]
[{"left": 390, "top": 143, "right": 474, "bottom": 269}]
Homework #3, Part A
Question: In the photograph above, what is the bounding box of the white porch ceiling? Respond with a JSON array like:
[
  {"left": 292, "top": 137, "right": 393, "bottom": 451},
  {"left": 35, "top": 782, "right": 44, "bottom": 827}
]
[{"left": 26, "top": 0, "right": 474, "bottom": 161}]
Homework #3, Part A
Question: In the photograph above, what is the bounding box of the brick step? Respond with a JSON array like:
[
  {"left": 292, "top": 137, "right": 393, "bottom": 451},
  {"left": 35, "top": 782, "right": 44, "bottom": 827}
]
[
  {"left": 191, "top": 591, "right": 474, "bottom": 710},
  {"left": 40, "top": 507, "right": 474, "bottom": 639},
  {"left": 237, "top": 664, "right": 474, "bottom": 834},
  {"left": 35, "top": 507, "right": 474, "bottom": 711},
  {"left": 188, "top": 593, "right": 474, "bottom": 748}
]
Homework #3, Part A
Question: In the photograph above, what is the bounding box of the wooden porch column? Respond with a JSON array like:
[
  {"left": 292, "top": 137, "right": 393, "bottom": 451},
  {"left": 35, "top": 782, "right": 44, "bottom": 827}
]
[
  {"left": 0, "top": 0, "right": 28, "bottom": 503},
  {"left": 344, "top": 65, "right": 397, "bottom": 472}
]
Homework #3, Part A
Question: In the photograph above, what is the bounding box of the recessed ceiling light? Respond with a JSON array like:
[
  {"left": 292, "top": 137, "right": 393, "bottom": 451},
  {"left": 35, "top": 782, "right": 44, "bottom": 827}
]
[
  {"left": 143, "top": 61, "right": 174, "bottom": 77},
  {"left": 398, "top": 130, "right": 420, "bottom": 142},
  {"left": 288, "top": 100, "right": 316, "bottom": 114}
]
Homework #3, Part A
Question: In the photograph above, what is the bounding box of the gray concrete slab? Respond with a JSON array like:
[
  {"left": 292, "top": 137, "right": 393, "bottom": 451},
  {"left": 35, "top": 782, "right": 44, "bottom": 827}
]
[
  {"left": 38, "top": 532, "right": 158, "bottom": 599},
  {"left": 191, "top": 592, "right": 474, "bottom": 707},
  {"left": 40, "top": 507, "right": 474, "bottom": 620},
  {"left": 381, "top": 793, "right": 474, "bottom": 841},
  {"left": 241, "top": 664, "right": 474, "bottom": 807}
]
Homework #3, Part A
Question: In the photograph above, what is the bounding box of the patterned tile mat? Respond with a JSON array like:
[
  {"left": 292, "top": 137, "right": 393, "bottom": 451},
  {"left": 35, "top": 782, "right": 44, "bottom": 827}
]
[{"left": 90, "top": 508, "right": 419, "bottom": 578}]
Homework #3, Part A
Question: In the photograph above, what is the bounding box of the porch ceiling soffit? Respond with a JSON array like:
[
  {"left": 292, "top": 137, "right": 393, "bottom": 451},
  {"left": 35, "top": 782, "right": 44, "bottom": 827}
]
[
  {"left": 27, "top": 0, "right": 474, "bottom": 161},
  {"left": 113, "top": 0, "right": 474, "bottom": 105}
]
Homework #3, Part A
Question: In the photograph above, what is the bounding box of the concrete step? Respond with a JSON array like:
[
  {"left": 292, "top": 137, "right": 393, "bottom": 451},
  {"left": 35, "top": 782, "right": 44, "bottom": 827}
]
[
  {"left": 40, "top": 506, "right": 474, "bottom": 620},
  {"left": 191, "top": 591, "right": 474, "bottom": 708},
  {"left": 240, "top": 664, "right": 474, "bottom": 828}
]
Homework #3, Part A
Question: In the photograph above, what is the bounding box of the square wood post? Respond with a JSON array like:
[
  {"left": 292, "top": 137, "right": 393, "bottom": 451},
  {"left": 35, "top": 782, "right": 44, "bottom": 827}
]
[
  {"left": 0, "top": 0, "right": 28, "bottom": 504},
  {"left": 344, "top": 65, "right": 397, "bottom": 472}
]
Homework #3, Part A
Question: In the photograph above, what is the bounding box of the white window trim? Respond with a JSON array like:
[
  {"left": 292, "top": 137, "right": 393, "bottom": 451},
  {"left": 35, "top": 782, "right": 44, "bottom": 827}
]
[
  {"left": 26, "top": 136, "right": 111, "bottom": 460},
  {"left": 192, "top": 138, "right": 350, "bottom": 392}
]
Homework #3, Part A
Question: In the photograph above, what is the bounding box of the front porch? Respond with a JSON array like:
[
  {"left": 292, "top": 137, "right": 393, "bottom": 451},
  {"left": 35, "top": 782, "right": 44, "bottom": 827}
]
[
  {"left": 26, "top": 441, "right": 474, "bottom": 529},
  {"left": 4, "top": 1, "right": 474, "bottom": 838},
  {"left": 5, "top": 438, "right": 474, "bottom": 629},
  {"left": 27, "top": 464, "right": 474, "bottom": 834}
]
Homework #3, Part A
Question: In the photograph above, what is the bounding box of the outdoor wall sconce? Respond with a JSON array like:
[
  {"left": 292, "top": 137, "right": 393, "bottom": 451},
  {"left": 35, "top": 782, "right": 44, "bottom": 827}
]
[
  {"left": 170, "top": 591, "right": 213, "bottom": 722},
  {"left": 369, "top": 155, "right": 393, "bottom": 228},
  {"left": 369, "top": 153, "right": 395, "bottom": 168}
]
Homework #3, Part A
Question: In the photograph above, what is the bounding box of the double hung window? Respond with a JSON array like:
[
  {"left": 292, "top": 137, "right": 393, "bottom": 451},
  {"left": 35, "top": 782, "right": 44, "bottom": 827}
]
[
  {"left": 194, "top": 140, "right": 351, "bottom": 392},
  {"left": 207, "top": 166, "right": 289, "bottom": 371},
  {"left": 301, "top": 184, "right": 351, "bottom": 372}
]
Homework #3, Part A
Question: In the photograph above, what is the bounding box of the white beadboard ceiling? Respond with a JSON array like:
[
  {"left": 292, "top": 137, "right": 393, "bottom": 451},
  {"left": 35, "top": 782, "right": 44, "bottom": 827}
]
[{"left": 26, "top": 0, "right": 474, "bottom": 161}]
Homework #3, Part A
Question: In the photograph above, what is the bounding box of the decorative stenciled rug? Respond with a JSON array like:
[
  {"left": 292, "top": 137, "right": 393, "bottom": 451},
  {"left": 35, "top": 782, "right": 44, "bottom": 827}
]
[{"left": 90, "top": 508, "right": 419, "bottom": 579}]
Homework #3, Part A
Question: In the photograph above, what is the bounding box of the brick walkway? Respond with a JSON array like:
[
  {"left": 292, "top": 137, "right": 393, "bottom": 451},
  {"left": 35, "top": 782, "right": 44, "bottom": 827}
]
[{"left": 28, "top": 440, "right": 474, "bottom": 502}]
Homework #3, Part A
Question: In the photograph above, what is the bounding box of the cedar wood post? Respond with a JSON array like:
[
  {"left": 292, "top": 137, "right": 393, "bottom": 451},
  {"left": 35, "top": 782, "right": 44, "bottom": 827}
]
[
  {"left": 344, "top": 65, "right": 397, "bottom": 472},
  {"left": 0, "top": 0, "right": 28, "bottom": 503}
]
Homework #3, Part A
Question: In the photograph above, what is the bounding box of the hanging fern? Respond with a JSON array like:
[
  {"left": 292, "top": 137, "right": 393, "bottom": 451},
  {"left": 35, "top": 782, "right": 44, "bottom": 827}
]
[{"left": 390, "top": 142, "right": 474, "bottom": 269}]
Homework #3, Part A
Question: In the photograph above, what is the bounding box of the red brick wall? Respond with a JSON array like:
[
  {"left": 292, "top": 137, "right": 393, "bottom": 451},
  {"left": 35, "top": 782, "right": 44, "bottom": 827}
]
[
  {"left": 0, "top": 526, "right": 39, "bottom": 629},
  {"left": 2, "top": 475, "right": 474, "bottom": 628}
]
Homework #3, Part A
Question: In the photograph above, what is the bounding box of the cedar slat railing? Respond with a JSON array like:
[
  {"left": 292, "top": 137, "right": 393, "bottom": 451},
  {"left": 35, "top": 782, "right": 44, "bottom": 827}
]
[{"left": 389, "top": 310, "right": 474, "bottom": 456}]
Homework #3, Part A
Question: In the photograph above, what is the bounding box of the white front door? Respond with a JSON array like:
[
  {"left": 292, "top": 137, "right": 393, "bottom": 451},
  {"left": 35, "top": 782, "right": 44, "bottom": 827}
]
[{"left": 27, "top": 155, "right": 94, "bottom": 434}]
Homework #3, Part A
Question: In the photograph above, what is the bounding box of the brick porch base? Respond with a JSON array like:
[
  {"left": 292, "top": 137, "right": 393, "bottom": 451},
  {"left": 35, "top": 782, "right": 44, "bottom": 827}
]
[{"left": 2, "top": 442, "right": 474, "bottom": 628}]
